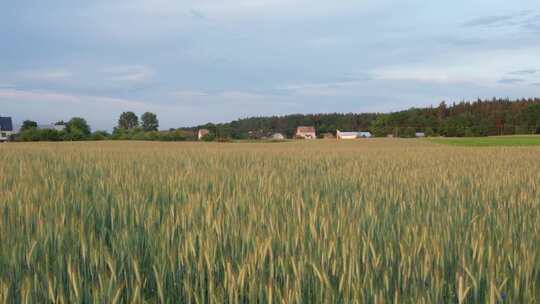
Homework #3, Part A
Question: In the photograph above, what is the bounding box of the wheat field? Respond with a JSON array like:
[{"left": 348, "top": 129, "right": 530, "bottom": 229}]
[{"left": 0, "top": 140, "right": 539, "bottom": 303}]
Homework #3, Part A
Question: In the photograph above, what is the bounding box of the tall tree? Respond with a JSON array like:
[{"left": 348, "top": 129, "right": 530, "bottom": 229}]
[
  {"left": 66, "top": 117, "right": 91, "bottom": 137},
  {"left": 523, "top": 104, "right": 540, "bottom": 133},
  {"left": 118, "top": 112, "right": 139, "bottom": 130},
  {"left": 141, "top": 112, "right": 159, "bottom": 131},
  {"left": 21, "top": 120, "right": 38, "bottom": 131}
]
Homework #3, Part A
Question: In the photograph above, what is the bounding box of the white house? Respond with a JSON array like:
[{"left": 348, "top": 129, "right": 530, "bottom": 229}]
[
  {"left": 271, "top": 133, "right": 285, "bottom": 140},
  {"left": 0, "top": 116, "right": 14, "bottom": 142},
  {"left": 415, "top": 132, "right": 426, "bottom": 138},
  {"left": 198, "top": 129, "right": 210, "bottom": 140},
  {"left": 337, "top": 130, "right": 372, "bottom": 139},
  {"left": 337, "top": 130, "right": 359, "bottom": 139}
]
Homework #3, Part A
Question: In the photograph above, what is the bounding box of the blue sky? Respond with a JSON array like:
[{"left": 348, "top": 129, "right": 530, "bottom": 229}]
[{"left": 1, "top": 0, "right": 540, "bottom": 130}]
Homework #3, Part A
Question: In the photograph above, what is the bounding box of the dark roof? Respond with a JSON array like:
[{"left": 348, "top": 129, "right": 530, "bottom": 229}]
[{"left": 0, "top": 117, "right": 13, "bottom": 132}]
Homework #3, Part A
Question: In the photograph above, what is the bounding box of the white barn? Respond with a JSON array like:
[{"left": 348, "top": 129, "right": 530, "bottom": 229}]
[{"left": 337, "top": 130, "right": 372, "bottom": 139}]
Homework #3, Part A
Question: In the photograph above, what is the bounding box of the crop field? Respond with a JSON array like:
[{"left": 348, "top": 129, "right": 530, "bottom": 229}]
[
  {"left": 429, "top": 135, "right": 540, "bottom": 147},
  {"left": 1, "top": 140, "right": 539, "bottom": 303}
]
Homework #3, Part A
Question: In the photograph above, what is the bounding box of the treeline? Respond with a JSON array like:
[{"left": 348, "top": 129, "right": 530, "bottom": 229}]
[
  {"left": 13, "top": 98, "right": 540, "bottom": 142},
  {"left": 194, "top": 113, "right": 378, "bottom": 139},
  {"left": 15, "top": 112, "right": 195, "bottom": 142},
  {"left": 194, "top": 98, "right": 540, "bottom": 138}
]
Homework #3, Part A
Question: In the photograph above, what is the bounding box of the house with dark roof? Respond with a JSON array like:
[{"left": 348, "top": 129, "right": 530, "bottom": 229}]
[{"left": 0, "top": 116, "right": 14, "bottom": 142}]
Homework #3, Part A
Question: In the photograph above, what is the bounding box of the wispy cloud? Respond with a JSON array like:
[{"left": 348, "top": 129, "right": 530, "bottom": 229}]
[
  {"left": 172, "top": 89, "right": 299, "bottom": 106},
  {"left": 462, "top": 15, "right": 516, "bottom": 28},
  {"left": 102, "top": 66, "right": 155, "bottom": 84},
  {"left": 498, "top": 78, "right": 525, "bottom": 84},
  {"left": 0, "top": 88, "right": 153, "bottom": 109},
  {"left": 508, "top": 69, "right": 538, "bottom": 75},
  {"left": 190, "top": 9, "right": 207, "bottom": 20},
  {"left": 21, "top": 69, "right": 72, "bottom": 81},
  {"left": 462, "top": 10, "right": 540, "bottom": 33}
]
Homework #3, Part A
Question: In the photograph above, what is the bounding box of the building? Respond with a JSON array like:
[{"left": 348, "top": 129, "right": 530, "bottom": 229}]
[
  {"left": 415, "top": 132, "right": 426, "bottom": 138},
  {"left": 37, "top": 123, "right": 66, "bottom": 131},
  {"left": 336, "top": 130, "right": 372, "bottom": 139},
  {"left": 198, "top": 129, "right": 210, "bottom": 140},
  {"left": 322, "top": 132, "right": 335, "bottom": 139},
  {"left": 53, "top": 124, "right": 66, "bottom": 131},
  {"left": 271, "top": 133, "right": 285, "bottom": 140},
  {"left": 295, "top": 126, "right": 316, "bottom": 139},
  {"left": 0, "top": 116, "right": 14, "bottom": 142},
  {"left": 359, "top": 131, "right": 372, "bottom": 138}
]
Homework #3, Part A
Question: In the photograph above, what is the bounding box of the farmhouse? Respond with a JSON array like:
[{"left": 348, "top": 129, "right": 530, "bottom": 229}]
[
  {"left": 295, "top": 126, "right": 316, "bottom": 139},
  {"left": 198, "top": 129, "right": 210, "bottom": 140},
  {"left": 415, "top": 132, "right": 426, "bottom": 138},
  {"left": 0, "top": 116, "right": 14, "bottom": 142},
  {"left": 336, "top": 130, "right": 372, "bottom": 139}
]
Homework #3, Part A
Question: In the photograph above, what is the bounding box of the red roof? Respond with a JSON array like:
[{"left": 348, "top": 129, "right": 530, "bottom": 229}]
[{"left": 296, "top": 126, "right": 316, "bottom": 133}]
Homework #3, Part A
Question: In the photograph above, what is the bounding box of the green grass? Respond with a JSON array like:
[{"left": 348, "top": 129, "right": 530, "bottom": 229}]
[{"left": 429, "top": 135, "right": 540, "bottom": 147}]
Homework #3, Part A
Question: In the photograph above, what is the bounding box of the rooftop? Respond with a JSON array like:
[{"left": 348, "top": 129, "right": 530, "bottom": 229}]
[{"left": 0, "top": 117, "right": 13, "bottom": 132}]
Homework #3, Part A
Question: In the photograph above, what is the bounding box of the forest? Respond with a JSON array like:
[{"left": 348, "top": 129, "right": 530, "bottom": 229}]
[{"left": 194, "top": 98, "right": 540, "bottom": 138}]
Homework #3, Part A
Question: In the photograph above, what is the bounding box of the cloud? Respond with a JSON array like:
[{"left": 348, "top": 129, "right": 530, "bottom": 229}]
[
  {"left": 21, "top": 69, "right": 72, "bottom": 81},
  {"left": 277, "top": 80, "right": 367, "bottom": 97},
  {"left": 462, "top": 15, "right": 516, "bottom": 27},
  {"left": 0, "top": 88, "right": 153, "bottom": 109},
  {"left": 462, "top": 10, "right": 540, "bottom": 34},
  {"left": 190, "top": 9, "right": 207, "bottom": 20},
  {"left": 498, "top": 78, "right": 525, "bottom": 84},
  {"left": 172, "top": 89, "right": 299, "bottom": 106},
  {"left": 102, "top": 66, "right": 155, "bottom": 84},
  {"left": 508, "top": 69, "right": 538, "bottom": 75},
  {"left": 370, "top": 47, "right": 540, "bottom": 86}
]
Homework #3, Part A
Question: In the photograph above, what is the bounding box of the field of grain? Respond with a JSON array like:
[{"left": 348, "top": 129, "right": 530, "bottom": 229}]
[
  {"left": 0, "top": 140, "right": 539, "bottom": 303},
  {"left": 430, "top": 135, "right": 540, "bottom": 147}
]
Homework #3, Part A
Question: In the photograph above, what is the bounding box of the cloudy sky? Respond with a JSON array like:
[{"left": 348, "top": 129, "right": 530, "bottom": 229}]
[{"left": 1, "top": 0, "right": 540, "bottom": 130}]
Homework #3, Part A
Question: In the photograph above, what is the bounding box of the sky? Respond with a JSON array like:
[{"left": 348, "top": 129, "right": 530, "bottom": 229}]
[{"left": 1, "top": 0, "right": 540, "bottom": 130}]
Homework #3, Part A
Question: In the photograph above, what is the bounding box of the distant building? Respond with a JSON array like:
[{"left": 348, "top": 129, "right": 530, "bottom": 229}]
[
  {"left": 53, "top": 123, "right": 66, "bottom": 131},
  {"left": 415, "top": 132, "right": 426, "bottom": 138},
  {"left": 295, "top": 126, "right": 316, "bottom": 139},
  {"left": 336, "top": 130, "right": 359, "bottom": 139},
  {"left": 359, "top": 131, "right": 372, "bottom": 138},
  {"left": 336, "top": 130, "right": 372, "bottom": 139},
  {"left": 198, "top": 129, "right": 210, "bottom": 140},
  {"left": 271, "top": 133, "right": 285, "bottom": 140},
  {"left": 322, "top": 132, "right": 335, "bottom": 139},
  {"left": 0, "top": 116, "right": 14, "bottom": 142},
  {"left": 37, "top": 123, "right": 66, "bottom": 131}
]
